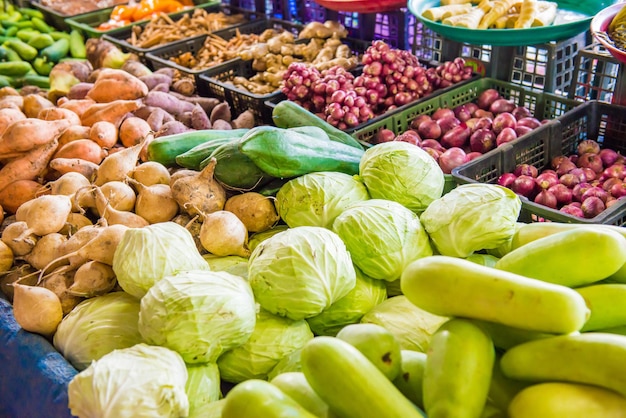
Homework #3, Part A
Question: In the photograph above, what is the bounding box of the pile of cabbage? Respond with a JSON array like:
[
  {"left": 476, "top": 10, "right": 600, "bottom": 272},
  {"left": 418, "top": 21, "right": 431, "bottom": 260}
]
[{"left": 55, "top": 142, "right": 521, "bottom": 417}]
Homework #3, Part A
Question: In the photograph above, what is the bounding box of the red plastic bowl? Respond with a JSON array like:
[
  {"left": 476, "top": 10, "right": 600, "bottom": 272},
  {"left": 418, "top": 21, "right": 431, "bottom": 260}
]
[
  {"left": 312, "top": 0, "right": 406, "bottom": 13},
  {"left": 591, "top": 2, "right": 626, "bottom": 65}
]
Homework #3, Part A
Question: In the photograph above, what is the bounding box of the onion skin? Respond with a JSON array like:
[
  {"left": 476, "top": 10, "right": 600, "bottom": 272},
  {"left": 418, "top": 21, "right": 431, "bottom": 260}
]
[
  {"left": 534, "top": 190, "right": 558, "bottom": 209},
  {"left": 581, "top": 196, "right": 606, "bottom": 218},
  {"left": 510, "top": 175, "right": 537, "bottom": 198},
  {"left": 439, "top": 147, "right": 468, "bottom": 174}
]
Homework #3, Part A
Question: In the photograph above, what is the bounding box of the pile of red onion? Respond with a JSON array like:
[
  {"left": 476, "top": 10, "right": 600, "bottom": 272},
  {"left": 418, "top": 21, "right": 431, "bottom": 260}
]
[
  {"left": 281, "top": 40, "right": 473, "bottom": 130},
  {"left": 497, "top": 140, "right": 626, "bottom": 218}
]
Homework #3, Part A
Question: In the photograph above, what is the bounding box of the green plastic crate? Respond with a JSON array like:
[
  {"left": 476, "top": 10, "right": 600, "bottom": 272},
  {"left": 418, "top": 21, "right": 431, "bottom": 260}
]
[
  {"left": 30, "top": 0, "right": 128, "bottom": 31},
  {"left": 452, "top": 100, "right": 626, "bottom": 225}
]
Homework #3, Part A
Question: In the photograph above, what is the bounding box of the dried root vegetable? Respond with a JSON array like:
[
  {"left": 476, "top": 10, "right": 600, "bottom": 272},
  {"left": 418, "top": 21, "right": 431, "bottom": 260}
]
[{"left": 128, "top": 9, "right": 248, "bottom": 49}]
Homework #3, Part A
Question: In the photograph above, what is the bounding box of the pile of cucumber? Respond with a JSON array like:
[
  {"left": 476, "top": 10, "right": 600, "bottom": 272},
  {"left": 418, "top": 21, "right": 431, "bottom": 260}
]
[{"left": 0, "top": 1, "right": 86, "bottom": 89}]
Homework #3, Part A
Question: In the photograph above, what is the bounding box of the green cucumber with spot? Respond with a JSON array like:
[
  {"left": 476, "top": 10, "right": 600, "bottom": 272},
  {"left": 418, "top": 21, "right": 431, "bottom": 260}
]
[{"left": 174, "top": 136, "right": 235, "bottom": 169}]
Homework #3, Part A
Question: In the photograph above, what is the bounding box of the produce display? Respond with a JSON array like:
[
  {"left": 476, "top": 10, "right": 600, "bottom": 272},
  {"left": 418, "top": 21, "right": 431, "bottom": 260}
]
[
  {"left": 1, "top": 2, "right": 626, "bottom": 418},
  {"left": 37, "top": 0, "right": 127, "bottom": 16},
  {"left": 497, "top": 139, "right": 626, "bottom": 218},
  {"left": 424, "top": 0, "right": 559, "bottom": 29},
  {"left": 96, "top": 0, "right": 197, "bottom": 31}
]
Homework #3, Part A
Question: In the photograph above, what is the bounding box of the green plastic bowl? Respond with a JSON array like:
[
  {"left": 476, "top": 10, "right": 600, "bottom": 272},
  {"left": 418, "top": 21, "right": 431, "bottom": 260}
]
[{"left": 408, "top": 0, "right": 615, "bottom": 46}]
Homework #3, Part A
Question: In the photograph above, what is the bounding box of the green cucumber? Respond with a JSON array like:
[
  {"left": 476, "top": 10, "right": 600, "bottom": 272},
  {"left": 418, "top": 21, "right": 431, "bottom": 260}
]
[
  {"left": 272, "top": 100, "right": 364, "bottom": 149},
  {"left": 18, "top": 8, "right": 45, "bottom": 20},
  {"left": 301, "top": 336, "right": 426, "bottom": 418},
  {"left": 205, "top": 139, "right": 275, "bottom": 190},
  {"left": 222, "top": 379, "right": 316, "bottom": 418},
  {"left": 30, "top": 17, "right": 52, "bottom": 33},
  {"left": 239, "top": 126, "right": 364, "bottom": 178},
  {"left": 174, "top": 136, "right": 235, "bottom": 169},
  {"left": 16, "top": 29, "right": 40, "bottom": 42},
  {"left": 27, "top": 33, "right": 54, "bottom": 50},
  {"left": 32, "top": 57, "right": 53, "bottom": 76},
  {"left": 41, "top": 38, "right": 69, "bottom": 63},
  {"left": 49, "top": 31, "right": 71, "bottom": 41},
  {"left": 68, "top": 29, "right": 86, "bottom": 59},
  {"left": 4, "top": 38, "right": 37, "bottom": 60},
  {"left": 17, "top": 74, "right": 50, "bottom": 89},
  {"left": 0, "top": 60, "right": 32, "bottom": 76},
  {"left": 0, "top": 74, "right": 12, "bottom": 87},
  {"left": 146, "top": 128, "right": 248, "bottom": 166}
]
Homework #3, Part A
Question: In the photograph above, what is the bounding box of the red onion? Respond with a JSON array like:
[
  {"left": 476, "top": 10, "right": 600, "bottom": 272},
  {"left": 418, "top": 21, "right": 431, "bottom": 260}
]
[
  {"left": 512, "top": 106, "right": 533, "bottom": 120},
  {"left": 560, "top": 204, "right": 584, "bottom": 217},
  {"left": 469, "top": 129, "right": 496, "bottom": 154},
  {"left": 581, "top": 168, "right": 597, "bottom": 182},
  {"left": 559, "top": 173, "right": 581, "bottom": 188},
  {"left": 465, "top": 102, "right": 479, "bottom": 116},
  {"left": 432, "top": 108, "right": 455, "bottom": 120},
  {"left": 551, "top": 155, "right": 569, "bottom": 169},
  {"left": 535, "top": 172, "right": 559, "bottom": 190},
  {"left": 514, "top": 164, "right": 539, "bottom": 178},
  {"left": 498, "top": 172, "right": 517, "bottom": 188},
  {"left": 582, "top": 186, "right": 609, "bottom": 203},
  {"left": 473, "top": 117, "right": 493, "bottom": 132},
  {"left": 492, "top": 112, "right": 517, "bottom": 134},
  {"left": 603, "top": 164, "right": 626, "bottom": 180},
  {"left": 572, "top": 182, "right": 593, "bottom": 202},
  {"left": 577, "top": 139, "right": 601, "bottom": 155},
  {"left": 473, "top": 109, "right": 495, "bottom": 120},
  {"left": 496, "top": 128, "right": 518, "bottom": 147},
  {"left": 394, "top": 131, "right": 421, "bottom": 146},
  {"left": 581, "top": 196, "right": 605, "bottom": 218},
  {"left": 422, "top": 146, "right": 442, "bottom": 162},
  {"left": 606, "top": 196, "right": 620, "bottom": 208},
  {"left": 569, "top": 168, "right": 588, "bottom": 183},
  {"left": 418, "top": 119, "right": 443, "bottom": 140},
  {"left": 441, "top": 125, "right": 471, "bottom": 149},
  {"left": 515, "top": 117, "right": 542, "bottom": 130},
  {"left": 577, "top": 153, "right": 604, "bottom": 174},
  {"left": 410, "top": 114, "right": 432, "bottom": 130},
  {"left": 511, "top": 175, "right": 537, "bottom": 198},
  {"left": 599, "top": 148, "right": 619, "bottom": 167},
  {"left": 477, "top": 89, "right": 500, "bottom": 110},
  {"left": 515, "top": 126, "right": 533, "bottom": 138},
  {"left": 437, "top": 116, "right": 461, "bottom": 135},
  {"left": 548, "top": 183, "right": 573, "bottom": 205},
  {"left": 602, "top": 177, "right": 623, "bottom": 192},
  {"left": 421, "top": 139, "right": 446, "bottom": 152},
  {"left": 454, "top": 105, "right": 472, "bottom": 122},
  {"left": 490, "top": 99, "right": 516, "bottom": 114},
  {"left": 610, "top": 182, "right": 626, "bottom": 198},
  {"left": 534, "top": 190, "right": 558, "bottom": 209},
  {"left": 467, "top": 151, "right": 483, "bottom": 161},
  {"left": 375, "top": 129, "right": 396, "bottom": 143},
  {"left": 439, "top": 147, "right": 468, "bottom": 174},
  {"left": 555, "top": 160, "right": 577, "bottom": 176}
]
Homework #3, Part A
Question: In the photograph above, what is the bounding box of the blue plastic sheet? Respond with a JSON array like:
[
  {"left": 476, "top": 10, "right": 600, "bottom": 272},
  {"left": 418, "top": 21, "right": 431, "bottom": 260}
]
[{"left": 0, "top": 294, "right": 77, "bottom": 418}]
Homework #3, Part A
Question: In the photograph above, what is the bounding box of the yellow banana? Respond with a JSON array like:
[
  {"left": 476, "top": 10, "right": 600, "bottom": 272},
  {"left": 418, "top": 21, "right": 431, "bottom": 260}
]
[{"left": 501, "top": 333, "right": 626, "bottom": 397}]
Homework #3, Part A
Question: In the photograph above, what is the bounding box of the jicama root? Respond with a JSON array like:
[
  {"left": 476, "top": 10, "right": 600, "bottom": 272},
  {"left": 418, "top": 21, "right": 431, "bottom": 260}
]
[
  {"left": 224, "top": 192, "right": 280, "bottom": 233},
  {"left": 170, "top": 158, "right": 226, "bottom": 217},
  {"left": 19, "top": 232, "right": 68, "bottom": 271},
  {"left": 93, "top": 142, "right": 143, "bottom": 186},
  {"left": 94, "top": 186, "right": 148, "bottom": 228},
  {"left": 129, "top": 180, "right": 178, "bottom": 224},
  {"left": 199, "top": 210, "right": 250, "bottom": 257},
  {"left": 67, "top": 260, "right": 117, "bottom": 298},
  {"left": 1, "top": 221, "right": 37, "bottom": 256},
  {"left": 15, "top": 194, "right": 73, "bottom": 239},
  {"left": 12, "top": 283, "right": 63, "bottom": 337},
  {"left": 96, "top": 181, "right": 136, "bottom": 212},
  {"left": 129, "top": 160, "right": 170, "bottom": 186}
]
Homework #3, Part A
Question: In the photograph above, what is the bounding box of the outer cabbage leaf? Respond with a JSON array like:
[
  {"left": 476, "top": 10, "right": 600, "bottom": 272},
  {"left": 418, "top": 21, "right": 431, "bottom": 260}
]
[
  {"left": 332, "top": 199, "right": 433, "bottom": 282},
  {"left": 420, "top": 184, "right": 522, "bottom": 258},
  {"left": 306, "top": 267, "right": 387, "bottom": 336},
  {"left": 359, "top": 141, "right": 444, "bottom": 213},
  {"left": 248, "top": 225, "right": 290, "bottom": 253},
  {"left": 276, "top": 171, "right": 370, "bottom": 228},
  {"left": 68, "top": 343, "right": 188, "bottom": 418},
  {"left": 267, "top": 348, "right": 303, "bottom": 381},
  {"left": 202, "top": 254, "right": 249, "bottom": 279},
  {"left": 186, "top": 362, "right": 220, "bottom": 417},
  {"left": 465, "top": 253, "right": 500, "bottom": 267},
  {"left": 189, "top": 399, "right": 226, "bottom": 418},
  {"left": 138, "top": 270, "right": 256, "bottom": 363},
  {"left": 248, "top": 226, "right": 356, "bottom": 320},
  {"left": 53, "top": 292, "right": 143, "bottom": 371},
  {"left": 113, "top": 222, "right": 210, "bottom": 299},
  {"left": 361, "top": 296, "right": 448, "bottom": 352},
  {"left": 217, "top": 309, "right": 314, "bottom": 383}
]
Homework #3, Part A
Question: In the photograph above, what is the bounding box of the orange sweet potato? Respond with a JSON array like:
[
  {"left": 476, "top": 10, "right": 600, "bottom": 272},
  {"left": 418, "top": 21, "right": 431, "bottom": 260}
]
[
  {"left": 37, "top": 108, "right": 81, "bottom": 126},
  {"left": 81, "top": 100, "right": 142, "bottom": 127},
  {"left": 89, "top": 121, "right": 118, "bottom": 148},
  {"left": 0, "top": 139, "right": 59, "bottom": 193},
  {"left": 119, "top": 116, "right": 151, "bottom": 147},
  {"left": 0, "top": 179, "right": 46, "bottom": 213},
  {"left": 0, "top": 108, "right": 26, "bottom": 137},
  {"left": 0, "top": 118, "right": 71, "bottom": 157},
  {"left": 53, "top": 139, "right": 107, "bottom": 165},
  {"left": 87, "top": 69, "right": 149, "bottom": 103}
]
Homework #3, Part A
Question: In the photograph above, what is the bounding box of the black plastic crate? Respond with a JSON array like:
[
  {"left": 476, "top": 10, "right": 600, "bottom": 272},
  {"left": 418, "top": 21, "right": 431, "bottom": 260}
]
[
  {"left": 99, "top": 4, "right": 259, "bottom": 56},
  {"left": 452, "top": 101, "right": 626, "bottom": 225},
  {"left": 144, "top": 18, "right": 304, "bottom": 86},
  {"left": 198, "top": 36, "right": 370, "bottom": 123},
  {"left": 570, "top": 43, "right": 623, "bottom": 104}
]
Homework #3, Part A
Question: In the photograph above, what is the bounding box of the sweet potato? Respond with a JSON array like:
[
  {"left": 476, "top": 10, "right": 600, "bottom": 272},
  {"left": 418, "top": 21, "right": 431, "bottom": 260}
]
[
  {"left": 119, "top": 117, "right": 151, "bottom": 147},
  {"left": 58, "top": 125, "right": 91, "bottom": 147},
  {"left": 0, "top": 86, "right": 19, "bottom": 98},
  {"left": 67, "top": 83, "right": 95, "bottom": 100},
  {"left": 49, "top": 158, "right": 99, "bottom": 181},
  {"left": 0, "top": 95, "right": 23, "bottom": 111},
  {"left": 53, "top": 139, "right": 107, "bottom": 165},
  {"left": 140, "top": 73, "right": 172, "bottom": 91},
  {"left": 0, "top": 108, "right": 26, "bottom": 136},
  {"left": 37, "top": 108, "right": 81, "bottom": 126},
  {"left": 23, "top": 94, "right": 55, "bottom": 118},
  {"left": 59, "top": 98, "right": 96, "bottom": 119},
  {"left": 210, "top": 102, "right": 231, "bottom": 123},
  {"left": 0, "top": 179, "right": 45, "bottom": 213},
  {"left": 143, "top": 90, "right": 195, "bottom": 116},
  {"left": 231, "top": 110, "right": 255, "bottom": 129},
  {"left": 121, "top": 59, "right": 152, "bottom": 78},
  {"left": 87, "top": 68, "right": 149, "bottom": 103},
  {"left": 211, "top": 119, "right": 232, "bottom": 130},
  {"left": 0, "top": 139, "right": 59, "bottom": 193},
  {"left": 191, "top": 104, "right": 211, "bottom": 130},
  {"left": 169, "top": 93, "right": 219, "bottom": 114},
  {"left": 89, "top": 121, "right": 118, "bottom": 148},
  {"left": 81, "top": 99, "right": 142, "bottom": 127},
  {"left": 0, "top": 118, "right": 70, "bottom": 156},
  {"left": 146, "top": 107, "right": 174, "bottom": 131},
  {"left": 155, "top": 120, "right": 191, "bottom": 138}
]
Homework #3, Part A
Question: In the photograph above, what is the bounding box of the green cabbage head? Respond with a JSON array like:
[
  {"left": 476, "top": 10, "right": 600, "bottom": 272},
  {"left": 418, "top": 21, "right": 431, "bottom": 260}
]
[
  {"left": 186, "top": 362, "right": 221, "bottom": 417},
  {"left": 53, "top": 292, "right": 143, "bottom": 371},
  {"left": 275, "top": 171, "right": 370, "bottom": 228},
  {"left": 113, "top": 222, "right": 210, "bottom": 299},
  {"left": 248, "top": 226, "right": 356, "bottom": 320},
  {"left": 361, "top": 296, "right": 449, "bottom": 352},
  {"left": 68, "top": 343, "right": 188, "bottom": 418},
  {"left": 420, "top": 184, "right": 522, "bottom": 258},
  {"left": 138, "top": 270, "right": 256, "bottom": 363},
  {"left": 359, "top": 141, "right": 444, "bottom": 213},
  {"left": 332, "top": 199, "right": 433, "bottom": 282},
  {"left": 217, "top": 308, "right": 314, "bottom": 383},
  {"left": 306, "top": 267, "right": 388, "bottom": 336}
]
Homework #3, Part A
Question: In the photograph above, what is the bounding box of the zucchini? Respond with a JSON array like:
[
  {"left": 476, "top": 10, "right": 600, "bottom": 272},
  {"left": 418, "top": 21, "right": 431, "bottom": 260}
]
[
  {"left": 423, "top": 319, "right": 494, "bottom": 418},
  {"left": 300, "top": 336, "right": 426, "bottom": 418},
  {"left": 205, "top": 139, "right": 275, "bottom": 190},
  {"left": 146, "top": 129, "right": 248, "bottom": 166},
  {"left": 495, "top": 228, "right": 626, "bottom": 288},
  {"left": 272, "top": 100, "right": 364, "bottom": 149},
  {"left": 401, "top": 255, "right": 590, "bottom": 334},
  {"left": 239, "top": 126, "right": 364, "bottom": 178},
  {"left": 175, "top": 136, "right": 236, "bottom": 169}
]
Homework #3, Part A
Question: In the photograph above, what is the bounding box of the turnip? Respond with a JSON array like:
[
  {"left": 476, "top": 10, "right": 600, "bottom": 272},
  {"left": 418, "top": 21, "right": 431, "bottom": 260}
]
[
  {"left": 1, "top": 221, "right": 37, "bottom": 256},
  {"left": 41, "top": 266, "right": 83, "bottom": 315},
  {"left": 67, "top": 260, "right": 116, "bottom": 298},
  {"left": 200, "top": 210, "right": 250, "bottom": 257},
  {"left": 171, "top": 158, "right": 226, "bottom": 217},
  {"left": 15, "top": 195, "right": 72, "bottom": 237},
  {"left": 93, "top": 142, "right": 143, "bottom": 186},
  {"left": 172, "top": 213, "right": 204, "bottom": 253},
  {"left": 224, "top": 192, "right": 280, "bottom": 233},
  {"left": 94, "top": 186, "right": 148, "bottom": 228},
  {"left": 12, "top": 283, "right": 63, "bottom": 337},
  {"left": 19, "top": 232, "right": 67, "bottom": 271},
  {"left": 129, "top": 161, "right": 170, "bottom": 186},
  {"left": 130, "top": 180, "right": 178, "bottom": 224}
]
